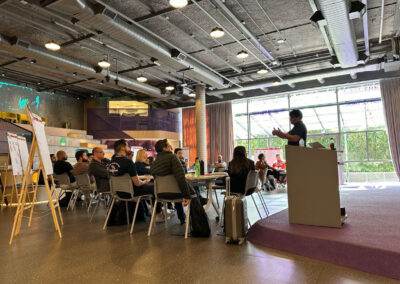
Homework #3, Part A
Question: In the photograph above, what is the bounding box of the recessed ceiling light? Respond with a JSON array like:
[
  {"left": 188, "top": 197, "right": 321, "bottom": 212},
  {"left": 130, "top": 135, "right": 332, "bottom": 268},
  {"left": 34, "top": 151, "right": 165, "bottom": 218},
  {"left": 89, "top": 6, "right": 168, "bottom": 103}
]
[
  {"left": 236, "top": 50, "right": 249, "bottom": 59},
  {"left": 277, "top": 39, "right": 286, "bottom": 44},
  {"left": 30, "top": 59, "right": 36, "bottom": 64},
  {"left": 137, "top": 75, "right": 147, "bottom": 83},
  {"left": 188, "top": 93, "right": 196, "bottom": 98},
  {"left": 273, "top": 80, "right": 281, "bottom": 86},
  {"left": 257, "top": 67, "right": 268, "bottom": 75},
  {"left": 169, "top": 0, "right": 188, "bottom": 8},
  {"left": 45, "top": 41, "right": 61, "bottom": 51},
  {"left": 166, "top": 84, "right": 175, "bottom": 92},
  {"left": 210, "top": 27, "right": 225, "bottom": 39},
  {"left": 98, "top": 59, "right": 111, "bottom": 68}
]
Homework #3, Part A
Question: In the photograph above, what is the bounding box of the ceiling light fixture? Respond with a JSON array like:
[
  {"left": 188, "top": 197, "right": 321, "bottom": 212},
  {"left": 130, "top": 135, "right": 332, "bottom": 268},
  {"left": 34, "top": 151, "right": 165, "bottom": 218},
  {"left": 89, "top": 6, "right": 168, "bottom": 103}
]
[
  {"left": 166, "top": 84, "right": 175, "bottom": 92},
  {"left": 45, "top": 41, "right": 61, "bottom": 51},
  {"left": 273, "top": 80, "right": 281, "bottom": 86},
  {"left": 210, "top": 27, "right": 225, "bottom": 39},
  {"left": 257, "top": 67, "right": 268, "bottom": 75},
  {"left": 169, "top": 0, "right": 188, "bottom": 8},
  {"left": 236, "top": 50, "right": 249, "bottom": 59},
  {"left": 98, "top": 59, "right": 110, "bottom": 69},
  {"left": 188, "top": 92, "right": 196, "bottom": 98},
  {"left": 277, "top": 39, "right": 286, "bottom": 44},
  {"left": 137, "top": 75, "right": 147, "bottom": 83}
]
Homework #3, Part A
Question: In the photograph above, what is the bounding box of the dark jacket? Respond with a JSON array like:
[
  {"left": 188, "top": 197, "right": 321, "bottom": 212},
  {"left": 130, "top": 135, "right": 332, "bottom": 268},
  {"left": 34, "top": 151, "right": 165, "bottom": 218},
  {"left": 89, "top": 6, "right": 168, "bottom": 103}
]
[
  {"left": 54, "top": 160, "right": 75, "bottom": 183},
  {"left": 89, "top": 159, "right": 110, "bottom": 192},
  {"left": 228, "top": 158, "right": 255, "bottom": 195},
  {"left": 151, "top": 151, "right": 191, "bottom": 198},
  {"left": 135, "top": 161, "right": 151, "bottom": 175}
]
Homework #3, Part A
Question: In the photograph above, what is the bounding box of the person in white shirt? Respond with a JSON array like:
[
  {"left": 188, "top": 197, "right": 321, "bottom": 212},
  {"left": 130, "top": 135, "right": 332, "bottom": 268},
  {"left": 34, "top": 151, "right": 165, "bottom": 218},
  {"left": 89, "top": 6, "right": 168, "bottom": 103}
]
[{"left": 211, "top": 155, "right": 227, "bottom": 172}]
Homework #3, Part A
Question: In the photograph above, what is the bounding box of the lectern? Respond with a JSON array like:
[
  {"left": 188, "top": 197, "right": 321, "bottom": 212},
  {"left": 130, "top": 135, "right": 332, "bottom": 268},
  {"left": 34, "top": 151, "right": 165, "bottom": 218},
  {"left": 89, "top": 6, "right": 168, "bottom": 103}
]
[{"left": 286, "top": 145, "right": 344, "bottom": 228}]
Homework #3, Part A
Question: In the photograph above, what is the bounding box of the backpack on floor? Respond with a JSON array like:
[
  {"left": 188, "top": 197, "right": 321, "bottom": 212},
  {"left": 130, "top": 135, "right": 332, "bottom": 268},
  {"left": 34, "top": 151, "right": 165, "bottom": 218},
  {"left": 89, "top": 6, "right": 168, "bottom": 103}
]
[{"left": 190, "top": 198, "right": 211, "bottom": 237}]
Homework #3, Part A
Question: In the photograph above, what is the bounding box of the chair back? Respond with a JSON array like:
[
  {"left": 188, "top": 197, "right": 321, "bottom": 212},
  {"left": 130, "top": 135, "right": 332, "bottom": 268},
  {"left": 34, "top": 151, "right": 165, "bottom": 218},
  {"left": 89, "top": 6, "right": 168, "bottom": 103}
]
[
  {"left": 75, "top": 174, "right": 91, "bottom": 191},
  {"left": 244, "top": 170, "right": 259, "bottom": 196},
  {"left": 109, "top": 174, "right": 134, "bottom": 198},
  {"left": 55, "top": 173, "right": 71, "bottom": 186},
  {"left": 154, "top": 175, "right": 181, "bottom": 199}
]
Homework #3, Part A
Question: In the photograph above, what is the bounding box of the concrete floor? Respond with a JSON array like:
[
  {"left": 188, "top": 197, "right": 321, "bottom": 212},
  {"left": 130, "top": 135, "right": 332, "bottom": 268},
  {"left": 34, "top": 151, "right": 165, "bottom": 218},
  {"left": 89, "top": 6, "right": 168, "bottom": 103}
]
[{"left": 1, "top": 190, "right": 399, "bottom": 284}]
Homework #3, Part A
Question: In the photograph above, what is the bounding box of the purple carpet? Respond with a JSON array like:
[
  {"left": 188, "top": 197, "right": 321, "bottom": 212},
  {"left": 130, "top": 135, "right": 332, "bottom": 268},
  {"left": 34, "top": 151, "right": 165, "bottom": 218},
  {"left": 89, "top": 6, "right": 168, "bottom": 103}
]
[{"left": 247, "top": 189, "right": 400, "bottom": 280}]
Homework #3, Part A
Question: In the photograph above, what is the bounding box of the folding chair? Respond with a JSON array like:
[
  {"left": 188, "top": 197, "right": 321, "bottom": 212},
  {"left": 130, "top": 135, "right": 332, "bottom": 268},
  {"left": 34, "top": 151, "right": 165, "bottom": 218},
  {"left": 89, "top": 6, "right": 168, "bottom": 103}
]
[
  {"left": 147, "top": 175, "right": 193, "bottom": 239},
  {"left": 103, "top": 174, "right": 153, "bottom": 234}
]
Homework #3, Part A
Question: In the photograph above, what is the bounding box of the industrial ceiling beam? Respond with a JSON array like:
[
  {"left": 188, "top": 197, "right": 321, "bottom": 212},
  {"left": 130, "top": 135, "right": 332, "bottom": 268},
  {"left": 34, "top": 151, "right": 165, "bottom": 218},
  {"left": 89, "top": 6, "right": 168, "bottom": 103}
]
[
  {"left": 37, "top": 78, "right": 96, "bottom": 92},
  {"left": 0, "top": 56, "right": 27, "bottom": 67},
  {"left": 60, "top": 33, "right": 96, "bottom": 47}
]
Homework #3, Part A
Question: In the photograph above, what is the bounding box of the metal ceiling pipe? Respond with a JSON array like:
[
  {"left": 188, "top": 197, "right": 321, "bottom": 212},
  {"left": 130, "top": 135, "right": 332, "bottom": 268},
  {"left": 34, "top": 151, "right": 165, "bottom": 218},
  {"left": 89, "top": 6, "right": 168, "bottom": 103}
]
[
  {"left": 362, "top": 0, "right": 370, "bottom": 56},
  {"left": 208, "top": 63, "right": 381, "bottom": 96},
  {"left": 379, "top": 0, "right": 384, "bottom": 44},
  {"left": 0, "top": 34, "right": 164, "bottom": 98},
  {"left": 318, "top": 0, "right": 359, "bottom": 67},
  {"left": 308, "top": 0, "right": 334, "bottom": 56},
  {"left": 74, "top": 0, "right": 227, "bottom": 89},
  {"left": 212, "top": 0, "right": 275, "bottom": 62}
]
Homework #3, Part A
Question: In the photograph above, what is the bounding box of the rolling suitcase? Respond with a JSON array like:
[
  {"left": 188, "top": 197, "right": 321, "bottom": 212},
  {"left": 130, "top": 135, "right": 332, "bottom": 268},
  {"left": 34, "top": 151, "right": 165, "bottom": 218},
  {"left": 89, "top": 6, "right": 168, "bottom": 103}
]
[{"left": 224, "top": 196, "right": 248, "bottom": 245}]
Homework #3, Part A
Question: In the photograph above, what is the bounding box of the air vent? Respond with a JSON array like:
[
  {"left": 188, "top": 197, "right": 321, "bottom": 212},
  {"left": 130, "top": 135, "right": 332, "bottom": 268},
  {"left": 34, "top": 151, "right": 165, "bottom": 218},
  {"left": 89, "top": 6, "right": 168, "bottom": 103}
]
[
  {"left": 103, "top": 8, "right": 116, "bottom": 20},
  {"left": 171, "top": 49, "right": 187, "bottom": 61},
  {"left": 17, "top": 40, "right": 30, "bottom": 49}
]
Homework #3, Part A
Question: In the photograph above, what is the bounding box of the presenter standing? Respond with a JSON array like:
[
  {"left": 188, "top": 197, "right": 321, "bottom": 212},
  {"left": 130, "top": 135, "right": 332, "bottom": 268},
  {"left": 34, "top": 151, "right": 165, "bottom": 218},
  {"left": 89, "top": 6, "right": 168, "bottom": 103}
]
[{"left": 272, "top": 109, "right": 307, "bottom": 146}]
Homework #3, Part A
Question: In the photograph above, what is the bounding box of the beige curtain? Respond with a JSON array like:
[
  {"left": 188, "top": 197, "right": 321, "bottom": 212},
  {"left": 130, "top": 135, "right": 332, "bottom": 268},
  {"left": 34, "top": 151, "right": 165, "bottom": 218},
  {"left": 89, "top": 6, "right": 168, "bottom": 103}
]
[
  {"left": 209, "top": 102, "right": 234, "bottom": 164},
  {"left": 380, "top": 78, "right": 400, "bottom": 179}
]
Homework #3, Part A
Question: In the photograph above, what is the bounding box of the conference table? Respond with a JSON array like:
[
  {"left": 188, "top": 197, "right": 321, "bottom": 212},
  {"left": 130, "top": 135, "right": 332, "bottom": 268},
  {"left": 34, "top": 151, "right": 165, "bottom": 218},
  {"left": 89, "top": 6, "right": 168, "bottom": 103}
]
[{"left": 138, "top": 173, "right": 228, "bottom": 219}]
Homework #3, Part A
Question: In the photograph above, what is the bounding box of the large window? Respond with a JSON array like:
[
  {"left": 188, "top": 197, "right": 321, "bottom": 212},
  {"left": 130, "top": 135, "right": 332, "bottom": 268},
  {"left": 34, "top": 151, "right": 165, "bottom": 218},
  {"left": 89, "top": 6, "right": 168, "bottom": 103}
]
[{"left": 232, "top": 82, "right": 396, "bottom": 183}]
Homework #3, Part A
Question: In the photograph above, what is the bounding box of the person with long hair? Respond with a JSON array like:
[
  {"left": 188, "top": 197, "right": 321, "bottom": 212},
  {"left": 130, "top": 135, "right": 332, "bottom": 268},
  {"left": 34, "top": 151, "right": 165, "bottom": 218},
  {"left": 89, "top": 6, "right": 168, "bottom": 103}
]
[
  {"left": 228, "top": 146, "right": 255, "bottom": 195},
  {"left": 135, "top": 149, "right": 151, "bottom": 175}
]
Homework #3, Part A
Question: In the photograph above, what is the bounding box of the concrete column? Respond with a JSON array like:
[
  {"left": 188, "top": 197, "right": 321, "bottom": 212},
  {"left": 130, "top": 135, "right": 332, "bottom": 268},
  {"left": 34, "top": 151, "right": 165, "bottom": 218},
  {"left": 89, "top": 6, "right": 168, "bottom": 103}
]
[{"left": 195, "top": 84, "right": 207, "bottom": 173}]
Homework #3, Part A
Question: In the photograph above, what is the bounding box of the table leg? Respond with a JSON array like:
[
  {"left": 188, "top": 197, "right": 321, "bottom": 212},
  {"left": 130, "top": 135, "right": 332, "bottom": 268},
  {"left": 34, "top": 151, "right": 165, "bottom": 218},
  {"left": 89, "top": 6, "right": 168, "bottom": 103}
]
[{"left": 205, "top": 181, "right": 220, "bottom": 218}]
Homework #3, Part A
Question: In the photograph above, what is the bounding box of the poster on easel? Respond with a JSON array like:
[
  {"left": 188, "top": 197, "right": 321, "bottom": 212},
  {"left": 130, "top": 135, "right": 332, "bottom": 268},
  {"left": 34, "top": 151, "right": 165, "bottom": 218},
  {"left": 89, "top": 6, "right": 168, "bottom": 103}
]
[
  {"left": 9, "top": 106, "right": 62, "bottom": 245},
  {"left": 6, "top": 133, "right": 23, "bottom": 176},
  {"left": 17, "top": 135, "right": 30, "bottom": 174},
  {"left": 28, "top": 111, "right": 53, "bottom": 175}
]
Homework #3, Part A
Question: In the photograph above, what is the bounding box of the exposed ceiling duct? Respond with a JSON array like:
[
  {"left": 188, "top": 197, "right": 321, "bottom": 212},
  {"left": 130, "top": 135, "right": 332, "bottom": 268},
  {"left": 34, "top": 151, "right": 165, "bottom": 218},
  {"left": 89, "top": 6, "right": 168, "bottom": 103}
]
[
  {"left": 0, "top": 34, "right": 164, "bottom": 98},
  {"left": 208, "top": 62, "right": 395, "bottom": 96},
  {"left": 311, "top": 0, "right": 367, "bottom": 68},
  {"left": 69, "top": 0, "right": 226, "bottom": 89}
]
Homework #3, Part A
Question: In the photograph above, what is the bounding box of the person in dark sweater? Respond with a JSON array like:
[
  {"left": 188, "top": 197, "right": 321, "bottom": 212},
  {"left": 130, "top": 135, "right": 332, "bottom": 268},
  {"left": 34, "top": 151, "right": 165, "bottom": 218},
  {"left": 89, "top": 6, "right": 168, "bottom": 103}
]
[
  {"left": 151, "top": 139, "right": 196, "bottom": 224},
  {"left": 88, "top": 147, "right": 110, "bottom": 193},
  {"left": 54, "top": 150, "right": 75, "bottom": 183},
  {"left": 228, "top": 146, "right": 255, "bottom": 195}
]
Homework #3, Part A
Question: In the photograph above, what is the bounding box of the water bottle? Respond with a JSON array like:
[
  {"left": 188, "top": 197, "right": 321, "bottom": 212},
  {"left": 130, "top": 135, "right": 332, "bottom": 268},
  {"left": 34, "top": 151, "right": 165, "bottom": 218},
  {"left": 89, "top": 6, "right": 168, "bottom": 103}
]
[
  {"left": 299, "top": 138, "right": 305, "bottom": 147},
  {"left": 200, "top": 160, "right": 205, "bottom": 175},
  {"left": 330, "top": 138, "right": 335, "bottom": 150},
  {"left": 195, "top": 160, "right": 200, "bottom": 177}
]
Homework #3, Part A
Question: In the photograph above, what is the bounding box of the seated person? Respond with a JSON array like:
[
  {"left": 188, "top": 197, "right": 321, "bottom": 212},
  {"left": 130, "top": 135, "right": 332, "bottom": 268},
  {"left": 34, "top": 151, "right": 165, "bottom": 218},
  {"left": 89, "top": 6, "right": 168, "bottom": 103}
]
[
  {"left": 228, "top": 146, "right": 255, "bottom": 195},
  {"left": 148, "top": 156, "right": 154, "bottom": 166},
  {"left": 109, "top": 139, "right": 162, "bottom": 220},
  {"left": 54, "top": 150, "right": 75, "bottom": 183},
  {"left": 211, "top": 155, "right": 227, "bottom": 172},
  {"left": 174, "top": 148, "right": 188, "bottom": 173},
  {"left": 135, "top": 149, "right": 151, "bottom": 175},
  {"left": 89, "top": 147, "right": 110, "bottom": 193},
  {"left": 71, "top": 150, "right": 89, "bottom": 175},
  {"left": 272, "top": 154, "right": 286, "bottom": 170},
  {"left": 190, "top": 157, "right": 200, "bottom": 171},
  {"left": 50, "top": 154, "right": 57, "bottom": 167},
  {"left": 151, "top": 139, "right": 197, "bottom": 225},
  {"left": 255, "top": 153, "right": 281, "bottom": 190}
]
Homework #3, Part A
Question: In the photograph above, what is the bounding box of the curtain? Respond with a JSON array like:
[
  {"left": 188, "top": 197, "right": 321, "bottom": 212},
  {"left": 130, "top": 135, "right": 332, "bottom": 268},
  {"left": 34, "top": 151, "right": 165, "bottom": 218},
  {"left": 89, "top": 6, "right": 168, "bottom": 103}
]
[
  {"left": 182, "top": 108, "right": 210, "bottom": 165},
  {"left": 380, "top": 78, "right": 400, "bottom": 179},
  {"left": 209, "top": 102, "right": 234, "bottom": 164},
  {"left": 182, "top": 102, "right": 233, "bottom": 166}
]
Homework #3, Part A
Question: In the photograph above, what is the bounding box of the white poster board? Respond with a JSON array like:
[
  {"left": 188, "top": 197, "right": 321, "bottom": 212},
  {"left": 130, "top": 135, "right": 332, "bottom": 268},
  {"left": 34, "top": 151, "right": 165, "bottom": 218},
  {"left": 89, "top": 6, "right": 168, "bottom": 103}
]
[
  {"left": 130, "top": 146, "right": 143, "bottom": 162},
  {"left": 17, "top": 136, "right": 30, "bottom": 174},
  {"left": 28, "top": 110, "right": 53, "bottom": 175},
  {"left": 254, "top": 148, "right": 283, "bottom": 165},
  {"left": 7, "top": 132, "right": 23, "bottom": 176}
]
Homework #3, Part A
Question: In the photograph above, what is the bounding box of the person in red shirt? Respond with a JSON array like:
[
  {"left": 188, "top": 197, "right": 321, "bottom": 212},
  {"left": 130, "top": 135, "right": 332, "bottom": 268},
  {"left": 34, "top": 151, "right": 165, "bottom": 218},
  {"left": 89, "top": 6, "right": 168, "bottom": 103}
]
[{"left": 272, "top": 154, "right": 286, "bottom": 170}]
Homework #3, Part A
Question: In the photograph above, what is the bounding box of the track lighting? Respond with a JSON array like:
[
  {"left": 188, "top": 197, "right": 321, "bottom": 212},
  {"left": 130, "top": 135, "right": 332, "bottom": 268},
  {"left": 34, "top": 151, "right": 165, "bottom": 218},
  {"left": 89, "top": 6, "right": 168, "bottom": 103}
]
[
  {"left": 137, "top": 75, "right": 147, "bottom": 83},
  {"left": 210, "top": 27, "right": 225, "bottom": 39},
  {"left": 257, "top": 67, "right": 268, "bottom": 75},
  {"left": 98, "top": 59, "right": 110, "bottom": 68},
  {"left": 169, "top": 0, "right": 188, "bottom": 9},
  {"left": 166, "top": 84, "right": 175, "bottom": 92},
  {"left": 236, "top": 50, "right": 249, "bottom": 59},
  {"left": 45, "top": 41, "right": 61, "bottom": 51}
]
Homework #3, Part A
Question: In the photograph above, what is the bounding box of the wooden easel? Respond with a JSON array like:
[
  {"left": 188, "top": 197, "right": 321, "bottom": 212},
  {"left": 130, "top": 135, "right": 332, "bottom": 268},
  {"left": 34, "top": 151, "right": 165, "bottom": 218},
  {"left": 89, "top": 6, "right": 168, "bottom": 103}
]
[{"left": 9, "top": 107, "right": 63, "bottom": 245}]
